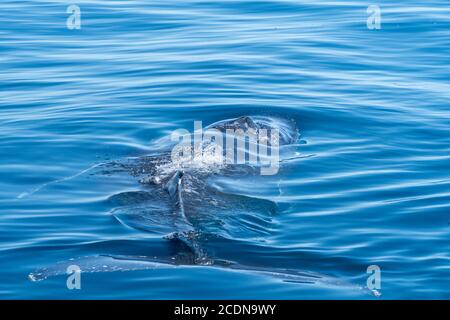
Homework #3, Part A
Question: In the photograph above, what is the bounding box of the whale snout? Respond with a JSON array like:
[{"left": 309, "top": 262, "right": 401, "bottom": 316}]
[{"left": 206, "top": 115, "right": 298, "bottom": 146}]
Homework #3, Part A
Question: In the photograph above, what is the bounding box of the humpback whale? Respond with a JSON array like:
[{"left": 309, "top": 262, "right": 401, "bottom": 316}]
[{"left": 27, "top": 115, "right": 370, "bottom": 295}]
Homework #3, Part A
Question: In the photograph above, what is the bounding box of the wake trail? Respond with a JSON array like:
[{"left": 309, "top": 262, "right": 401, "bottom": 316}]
[{"left": 16, "top": 162, "right": 105, "bottom": 199}]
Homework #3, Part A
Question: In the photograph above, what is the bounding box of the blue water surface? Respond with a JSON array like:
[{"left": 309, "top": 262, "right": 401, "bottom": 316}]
[{"left": 0, "top": 0, "right": 449, "bottom": 299}]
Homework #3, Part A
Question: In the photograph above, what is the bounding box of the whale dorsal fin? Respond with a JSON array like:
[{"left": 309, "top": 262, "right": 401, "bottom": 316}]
[
  {"left": 164, "top": 171, "right": 192, "bottom": 232},
  {"left": 164, "top": 171, "right": 184, "bottom": 199}
]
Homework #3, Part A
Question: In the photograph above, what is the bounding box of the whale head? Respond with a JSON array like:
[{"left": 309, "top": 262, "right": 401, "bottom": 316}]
[{"left": 206, "top": 115, "right": 298, "bottom": 146}]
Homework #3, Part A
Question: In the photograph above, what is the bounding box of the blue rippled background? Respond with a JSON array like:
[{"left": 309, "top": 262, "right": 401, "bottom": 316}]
[{"left": 1, "top": 0, "right": 449, "bottom": 299}]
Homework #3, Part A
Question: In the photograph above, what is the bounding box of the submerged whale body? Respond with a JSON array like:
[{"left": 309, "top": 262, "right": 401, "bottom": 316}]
[
  {"left": 113, "top": 115, "right": 295, "bottom": 262},
  {"left": 27, "top": 116, "right": 370, "bottom": 295}
]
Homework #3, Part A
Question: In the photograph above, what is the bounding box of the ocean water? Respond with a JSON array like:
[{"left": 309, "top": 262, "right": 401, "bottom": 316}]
[{"left": 1, "top": 0, "right": 449, "bottom": 299}]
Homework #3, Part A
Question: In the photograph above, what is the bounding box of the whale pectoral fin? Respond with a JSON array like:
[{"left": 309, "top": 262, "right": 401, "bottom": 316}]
[
  {"left": 164, "top": 170, "right": 184, "bottom": 199},
  {"left": 28, "top": 255, "right": 179, "bottom": 282}
]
